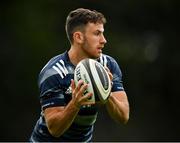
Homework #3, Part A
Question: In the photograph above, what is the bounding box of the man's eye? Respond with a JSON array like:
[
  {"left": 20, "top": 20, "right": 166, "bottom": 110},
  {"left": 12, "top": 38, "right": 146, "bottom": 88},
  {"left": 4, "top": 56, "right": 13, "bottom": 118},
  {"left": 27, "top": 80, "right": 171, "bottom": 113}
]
[{"left": 95, "top": 32, "right": 100, "bottom": 35}]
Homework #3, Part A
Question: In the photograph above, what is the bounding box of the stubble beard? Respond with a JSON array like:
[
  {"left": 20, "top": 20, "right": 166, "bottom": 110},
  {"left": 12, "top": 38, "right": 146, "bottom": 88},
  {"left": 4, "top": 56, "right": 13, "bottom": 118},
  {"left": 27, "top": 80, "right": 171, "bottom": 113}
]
[{"left": 81, "top": 38, "right": 100, "bottom": 60}]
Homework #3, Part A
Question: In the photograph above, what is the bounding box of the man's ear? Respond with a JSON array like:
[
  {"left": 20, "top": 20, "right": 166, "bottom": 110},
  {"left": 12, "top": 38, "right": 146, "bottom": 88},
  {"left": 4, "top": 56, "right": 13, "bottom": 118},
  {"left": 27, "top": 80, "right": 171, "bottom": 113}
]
[{"left": 73, "top": 31, "right": 84, "bottom": 44}]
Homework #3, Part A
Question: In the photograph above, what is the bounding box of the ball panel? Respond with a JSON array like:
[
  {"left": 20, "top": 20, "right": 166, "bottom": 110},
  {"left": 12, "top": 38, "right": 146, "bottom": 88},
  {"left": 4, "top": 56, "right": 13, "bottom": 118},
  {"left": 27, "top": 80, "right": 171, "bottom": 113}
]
[
  {"left": 95, "top": 62, "right": 109, "bottom": 90},
  {"left": 74, "top": 58, "right": 111, "bottom": 104},
  {"left": 74, "top": 61, "right": 95, "bottom": 103},
  {"left": 89, "top": 59, "right": 111, "bottom": 103},
  {"left": 81, "top": 59, "right": 101, "bottom": 102}
]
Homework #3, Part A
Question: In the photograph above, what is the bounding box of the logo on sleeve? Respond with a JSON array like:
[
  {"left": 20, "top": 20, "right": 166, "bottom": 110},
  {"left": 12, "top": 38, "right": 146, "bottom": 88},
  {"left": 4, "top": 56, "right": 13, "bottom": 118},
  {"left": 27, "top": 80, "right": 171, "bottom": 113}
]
[{"left": 52, "top": 60, "right": 68, "bottom": 79}]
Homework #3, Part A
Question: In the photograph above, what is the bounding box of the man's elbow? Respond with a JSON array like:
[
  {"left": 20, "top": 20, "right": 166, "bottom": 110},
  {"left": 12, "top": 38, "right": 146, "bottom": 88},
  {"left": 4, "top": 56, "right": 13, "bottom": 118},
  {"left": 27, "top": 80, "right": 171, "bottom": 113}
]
[
  {"left": 122, "top": 113, "right": 129, "bottom": 124},
  {"left": 117, "top": 111, "right": 129, "bottom": 124},
  {"left": 46, "top": 119, "right": 63, "bottom": 138},
  {"left": 122, "top": 104, "right": 130, "bottom": 124},
  {"left": 47, "top": 124, "right": 60, "bottom": 137},
  {"left": 48, "top": 127, "right": 61, "bottom": 138},
  {"left": 113, "top": 112, "right": 129, "bottom": 124},
  {"left": 123, "top": 107, "right": 130, "bottom": 124}
]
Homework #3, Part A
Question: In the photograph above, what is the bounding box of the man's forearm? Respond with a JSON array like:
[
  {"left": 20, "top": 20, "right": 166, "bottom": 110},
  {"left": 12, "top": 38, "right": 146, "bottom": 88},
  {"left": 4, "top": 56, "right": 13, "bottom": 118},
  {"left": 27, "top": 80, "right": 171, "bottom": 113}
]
[
  {"left": 45, "top": 100, "right": 80, "bottom": 137},
  {"left": 106, "top": 92, "right": 129, "bottom": 124}
]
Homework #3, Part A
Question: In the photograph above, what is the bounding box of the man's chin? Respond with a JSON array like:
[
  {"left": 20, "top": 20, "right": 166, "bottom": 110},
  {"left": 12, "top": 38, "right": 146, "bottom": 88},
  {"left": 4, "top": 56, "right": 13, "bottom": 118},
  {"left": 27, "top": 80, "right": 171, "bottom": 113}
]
[
  {"left": 97, "top": 53, "right": 102, "bottom": 58},
  {"left": 91, "top": 55, "right": 101, "bottom": 59},
  {"left": 88, "top": 52, "right": 102, "bottom": 59}
]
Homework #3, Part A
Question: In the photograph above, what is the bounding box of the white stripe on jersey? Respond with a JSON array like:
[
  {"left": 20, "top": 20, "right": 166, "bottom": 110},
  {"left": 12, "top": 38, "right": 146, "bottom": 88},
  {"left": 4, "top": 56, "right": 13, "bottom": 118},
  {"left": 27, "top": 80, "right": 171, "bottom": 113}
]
[
  {"left": 103, "top": 55, "right": 107, "bottom": 67},
  {"left": 60, "top": 59, "right": 68, "bottom": 74},
  {"left": 99, "top": 54, "right": 107, "bottom": 67},
  {"left": 53, "top": 60, "right": 68, "bottom": 79},
  {"left": 53, "top": 65, "right": 64, "bottom": 78}
]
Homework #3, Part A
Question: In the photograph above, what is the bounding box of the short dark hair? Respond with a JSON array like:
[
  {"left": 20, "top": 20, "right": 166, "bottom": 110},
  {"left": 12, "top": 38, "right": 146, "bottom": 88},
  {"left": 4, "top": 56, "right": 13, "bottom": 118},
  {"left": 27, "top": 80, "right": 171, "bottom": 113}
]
[{"left": 65, "top": 8, "right": 106, "bottom": 44}]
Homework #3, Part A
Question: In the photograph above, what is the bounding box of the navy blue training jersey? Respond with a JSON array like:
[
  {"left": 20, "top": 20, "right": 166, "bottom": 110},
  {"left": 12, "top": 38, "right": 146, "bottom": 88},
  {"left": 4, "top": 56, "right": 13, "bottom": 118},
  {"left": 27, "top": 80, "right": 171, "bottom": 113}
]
[{"left": 30, "top": 51, "right": 124, "bottom": 142}]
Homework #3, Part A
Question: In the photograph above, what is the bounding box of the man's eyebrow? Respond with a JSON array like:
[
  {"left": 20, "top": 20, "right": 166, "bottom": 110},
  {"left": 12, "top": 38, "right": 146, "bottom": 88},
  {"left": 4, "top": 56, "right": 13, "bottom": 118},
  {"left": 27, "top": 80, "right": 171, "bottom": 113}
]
[{"left": 95, "top": 29, "right": 104, "bottom": 33}]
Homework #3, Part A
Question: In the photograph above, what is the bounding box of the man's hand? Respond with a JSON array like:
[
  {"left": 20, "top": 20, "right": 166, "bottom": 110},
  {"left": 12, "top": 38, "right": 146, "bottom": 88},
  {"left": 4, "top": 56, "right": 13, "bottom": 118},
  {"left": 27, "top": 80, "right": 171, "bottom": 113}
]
[{"left": 70, "top": 79, "right": 94, "bottom": 108}]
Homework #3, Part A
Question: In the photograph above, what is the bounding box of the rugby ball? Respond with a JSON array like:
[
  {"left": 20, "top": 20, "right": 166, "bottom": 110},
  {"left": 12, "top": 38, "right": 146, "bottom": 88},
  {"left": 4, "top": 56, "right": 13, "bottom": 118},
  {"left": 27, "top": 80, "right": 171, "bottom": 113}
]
[{"left": 74, "top": 58, "right": 112, "bottom": 104}]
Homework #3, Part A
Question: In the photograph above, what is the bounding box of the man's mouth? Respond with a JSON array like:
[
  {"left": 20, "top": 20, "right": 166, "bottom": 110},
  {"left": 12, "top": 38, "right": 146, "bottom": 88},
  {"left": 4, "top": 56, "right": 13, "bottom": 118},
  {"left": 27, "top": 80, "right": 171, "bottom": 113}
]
[{"left": 97, "top": 48, "right": 102, "bottom": 53}]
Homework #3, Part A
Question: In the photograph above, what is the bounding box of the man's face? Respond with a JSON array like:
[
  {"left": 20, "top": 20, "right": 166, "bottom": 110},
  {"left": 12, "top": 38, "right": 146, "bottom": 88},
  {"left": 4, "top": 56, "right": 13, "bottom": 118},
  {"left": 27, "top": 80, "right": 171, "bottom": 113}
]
[{"left": 81, "top": 22, "right": 107, "bottom": 59}]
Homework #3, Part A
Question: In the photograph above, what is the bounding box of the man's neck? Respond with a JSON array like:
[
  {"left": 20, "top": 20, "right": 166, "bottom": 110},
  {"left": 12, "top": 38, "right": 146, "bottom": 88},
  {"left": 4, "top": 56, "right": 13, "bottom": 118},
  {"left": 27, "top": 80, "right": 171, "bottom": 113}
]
[{"left": 68, "top": 46, "right": 87, "bottom": 66}]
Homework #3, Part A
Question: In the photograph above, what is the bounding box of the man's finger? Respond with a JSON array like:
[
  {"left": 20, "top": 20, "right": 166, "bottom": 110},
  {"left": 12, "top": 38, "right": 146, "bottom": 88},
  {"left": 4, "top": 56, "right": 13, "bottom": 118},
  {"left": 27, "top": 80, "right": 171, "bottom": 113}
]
[
  {"left": 80, "top": 92, "right": 93, "bottom": 102},
  {"left": 74, "top": 80, "right": 84, "bottom": 94}
]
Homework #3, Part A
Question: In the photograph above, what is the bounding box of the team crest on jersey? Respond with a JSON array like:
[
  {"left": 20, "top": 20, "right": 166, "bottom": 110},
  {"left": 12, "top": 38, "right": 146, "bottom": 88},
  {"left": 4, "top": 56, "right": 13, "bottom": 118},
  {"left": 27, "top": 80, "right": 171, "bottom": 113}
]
[{"left": 65, "top": 86, "right": 72, "bottom": 95}]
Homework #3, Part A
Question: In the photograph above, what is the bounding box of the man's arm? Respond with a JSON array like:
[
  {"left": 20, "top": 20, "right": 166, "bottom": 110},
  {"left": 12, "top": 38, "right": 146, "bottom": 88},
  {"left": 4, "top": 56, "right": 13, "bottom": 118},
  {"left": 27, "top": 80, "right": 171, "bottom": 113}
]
[
  {"left": 106, "top": 91, "right": 129, "bottom": 124},
  {"left": 44, "top": 100, "right": 79, "bottom": 137},
  {"left": 44, "top": 80, "right": 93, "bottom": 137}
]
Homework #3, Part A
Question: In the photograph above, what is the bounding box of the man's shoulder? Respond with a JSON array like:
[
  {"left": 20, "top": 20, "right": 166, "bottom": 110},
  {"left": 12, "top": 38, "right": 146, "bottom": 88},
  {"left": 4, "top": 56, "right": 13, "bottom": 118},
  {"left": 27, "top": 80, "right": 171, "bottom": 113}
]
[
  {"left": 98, "top": 53, "right": 117, "bottom": 66},
  {"left": 38, "top": 51, "right": 69, "bottom": 85},
  {"left": 41, "top": 51, "right": 68, "bottom": 72}
]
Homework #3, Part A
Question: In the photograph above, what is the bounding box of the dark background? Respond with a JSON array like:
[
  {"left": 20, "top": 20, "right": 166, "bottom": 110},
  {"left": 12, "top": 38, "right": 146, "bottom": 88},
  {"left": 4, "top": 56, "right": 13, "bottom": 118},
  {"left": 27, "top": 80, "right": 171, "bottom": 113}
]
[{"left": 1, "top": 0, "right": 180, "bottom": 141}]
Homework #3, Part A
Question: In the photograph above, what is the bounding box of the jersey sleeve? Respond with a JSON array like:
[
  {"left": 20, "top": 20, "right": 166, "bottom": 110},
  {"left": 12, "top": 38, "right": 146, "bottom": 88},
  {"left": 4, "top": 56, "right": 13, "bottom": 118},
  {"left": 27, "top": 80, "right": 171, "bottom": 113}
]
[
  {"left": 108, "top": 57, "right": 125, "bottom": 92},
  {"left": 38, "top": 68, "right": 65, "bottom": 110}
]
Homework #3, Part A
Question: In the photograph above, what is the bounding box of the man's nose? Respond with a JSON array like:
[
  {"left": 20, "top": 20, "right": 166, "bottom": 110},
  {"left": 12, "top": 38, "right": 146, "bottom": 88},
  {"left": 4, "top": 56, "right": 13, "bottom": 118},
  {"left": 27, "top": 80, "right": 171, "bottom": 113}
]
[{"left": 100, "top": 35, "right": 107, "bottom": 44}]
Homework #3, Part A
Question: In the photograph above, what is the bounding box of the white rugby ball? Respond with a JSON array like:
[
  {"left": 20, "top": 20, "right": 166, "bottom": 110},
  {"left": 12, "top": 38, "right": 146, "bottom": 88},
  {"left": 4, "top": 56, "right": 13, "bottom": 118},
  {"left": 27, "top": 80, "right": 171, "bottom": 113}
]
[{"left": 74, "top": 58, "right": 112, "bottom": 104}]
